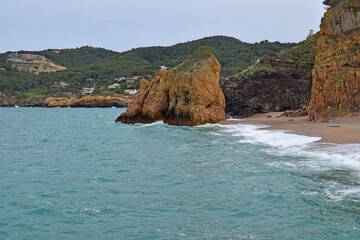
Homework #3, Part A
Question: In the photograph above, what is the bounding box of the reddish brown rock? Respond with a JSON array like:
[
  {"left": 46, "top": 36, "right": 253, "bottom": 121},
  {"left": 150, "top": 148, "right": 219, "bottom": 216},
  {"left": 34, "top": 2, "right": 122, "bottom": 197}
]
[
  {"left": 308, "top": 0, "right": 360, "bottom": 121},
  {"left": 43, "top": 95, "right": 131, "bottom": 108},
  {"left": 116, "top": 48, "right": 226, "bottom": 126}
]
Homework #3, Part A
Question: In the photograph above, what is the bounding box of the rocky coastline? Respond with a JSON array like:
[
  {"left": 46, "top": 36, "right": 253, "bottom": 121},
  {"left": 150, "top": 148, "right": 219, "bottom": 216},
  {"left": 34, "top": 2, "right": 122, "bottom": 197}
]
[{"left": 0, "top": 93, "right": 131, "bottom": 108}]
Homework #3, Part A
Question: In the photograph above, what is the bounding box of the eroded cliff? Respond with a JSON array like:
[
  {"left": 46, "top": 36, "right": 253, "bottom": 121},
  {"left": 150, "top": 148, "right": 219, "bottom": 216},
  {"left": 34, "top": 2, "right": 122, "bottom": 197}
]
[
  {"left": 221, "top": 35, "right": 318, "bottom": 118},
  {"left": 308, "top": 0, "right": 360, "bottom": 121},
  {"left": 116, "top": 47, "right": 226, "bottom": 126}
]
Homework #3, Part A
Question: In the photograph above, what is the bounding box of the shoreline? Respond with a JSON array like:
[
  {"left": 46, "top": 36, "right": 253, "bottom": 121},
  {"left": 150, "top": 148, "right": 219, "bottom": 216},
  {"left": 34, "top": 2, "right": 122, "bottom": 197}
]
[{"left": 219, "top": 112, "right": 360, "bottom": 144}]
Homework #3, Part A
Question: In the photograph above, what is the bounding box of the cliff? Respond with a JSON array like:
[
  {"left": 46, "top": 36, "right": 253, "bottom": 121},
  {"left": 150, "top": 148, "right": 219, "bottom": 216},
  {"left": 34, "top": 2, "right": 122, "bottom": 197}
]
[
  {"left": 0, "top": 93, "right": 16, "bottom": 107},
  {"left": 116, "top": 47, "right": 226, "bottom": 126},
  {"left": 308, "top": 0, "right": 360, "bottom": 121},
  {"left": 221, "top": 35, "right": 318, "bottom": 118},
  {"left": 43, "top": 95, "right": 130, "bottom": 108}
]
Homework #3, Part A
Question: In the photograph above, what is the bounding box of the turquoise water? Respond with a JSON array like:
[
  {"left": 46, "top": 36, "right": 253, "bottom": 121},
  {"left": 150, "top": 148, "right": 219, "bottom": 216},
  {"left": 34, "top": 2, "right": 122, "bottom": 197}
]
[{"left": 1, "top": 108, "right": 360, "bottom": 240}]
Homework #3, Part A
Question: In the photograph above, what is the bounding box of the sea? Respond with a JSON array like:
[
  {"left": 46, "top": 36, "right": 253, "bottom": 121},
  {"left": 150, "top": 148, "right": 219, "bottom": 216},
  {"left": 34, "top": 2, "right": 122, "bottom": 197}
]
[{"left": 1, "top": 107, "right": 360, "bottom": 240}]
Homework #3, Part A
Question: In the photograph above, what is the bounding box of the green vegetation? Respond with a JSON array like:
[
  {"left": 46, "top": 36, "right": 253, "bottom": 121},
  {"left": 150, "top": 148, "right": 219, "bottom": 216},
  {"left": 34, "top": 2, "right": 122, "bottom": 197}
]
[
  {"left": 187, "top": 46, "right": 213, "bottom": 61},
  {"left": 239, "top": 34, "right": 318, "bottom": 76},
  {"left": 323, "top": 0, "right": 339, "bottom": 7},
  {"left": 24, "top": 46, "right": 120, "bottom": 68},
  {"left": 0, "top": 36, "right": 295, "bottom": 97}
]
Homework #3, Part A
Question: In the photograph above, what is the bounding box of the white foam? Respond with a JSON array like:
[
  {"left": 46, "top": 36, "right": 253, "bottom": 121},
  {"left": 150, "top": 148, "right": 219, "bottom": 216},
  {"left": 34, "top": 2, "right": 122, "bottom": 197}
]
[
  {"left": 81, "top": 207, "right": 100, "bottom": 213},
  {"left": 199, "top": 123, "right": 360, "bottom": 173},
  {"left": 217, "top": 124, "right": 321, "bottom": 147},
  {"left": 138, "top": 121, "right": 165, "bottom": 128}
]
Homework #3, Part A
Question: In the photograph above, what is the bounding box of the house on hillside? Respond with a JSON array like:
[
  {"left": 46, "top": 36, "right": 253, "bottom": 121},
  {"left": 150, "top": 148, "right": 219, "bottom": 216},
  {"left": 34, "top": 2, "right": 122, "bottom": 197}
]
[
  {"left": 126, "top": 76, "right": 140, "bottom": 83},
  {"left": 108, "top": 83, "right": 121, "bottom": 89},
  {"left": 59, "top": 82, "right": 69, "bottom": 87},
  {"left": 80, "top": 87, "right": 94, "bottom": 95},
  {"left": 124, "top": 89, "right": 137, "bottom": 95},
  {"left": 114, "top": 76, "right": 126, "bottom": 82},
  {"left": 56, "top": 92, "right": 72, "bottom": 97},
  {"left": 160, "top": 65, "right": 167, "bottom": 70}
]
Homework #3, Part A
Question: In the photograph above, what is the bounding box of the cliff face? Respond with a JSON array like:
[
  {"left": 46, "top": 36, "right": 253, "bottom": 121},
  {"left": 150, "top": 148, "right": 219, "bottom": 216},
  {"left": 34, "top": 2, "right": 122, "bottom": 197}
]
[
  {"left": 221, "top": 35, "right": 318, "bottom": 118},
  {"left": 116, "top": 51, "right": 226, "bottom": 126},
  {"left": 43, "top": 95, "right": 130, "bottom": 108},
  {"left": 0, "top": 93, "right": 15, "bottom": 107},
  {"left": 308, "top": 1, "right": 360, "bottom": 121}
]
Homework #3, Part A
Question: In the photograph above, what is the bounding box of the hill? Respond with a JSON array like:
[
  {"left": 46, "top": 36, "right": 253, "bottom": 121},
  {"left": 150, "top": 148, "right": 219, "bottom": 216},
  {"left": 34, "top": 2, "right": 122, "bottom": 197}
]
[{"left": 0, "top": 36, "right": 295, "bottom": 97}]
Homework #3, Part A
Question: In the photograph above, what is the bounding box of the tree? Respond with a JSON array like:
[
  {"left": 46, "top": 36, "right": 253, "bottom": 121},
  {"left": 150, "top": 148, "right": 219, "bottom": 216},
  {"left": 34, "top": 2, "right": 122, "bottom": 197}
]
[
  {"left": 307, "top": 29, "right": 315, "bottom": 39},
  {"left": 323, "top": 0, "right": 339, "bottom": 7}
]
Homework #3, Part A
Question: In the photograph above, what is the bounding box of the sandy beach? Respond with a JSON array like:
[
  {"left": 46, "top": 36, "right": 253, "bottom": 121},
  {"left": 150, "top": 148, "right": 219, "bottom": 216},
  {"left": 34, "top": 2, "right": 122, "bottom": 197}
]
[{"left": 219, "top": 112, "right": 360, "bottom": 144}]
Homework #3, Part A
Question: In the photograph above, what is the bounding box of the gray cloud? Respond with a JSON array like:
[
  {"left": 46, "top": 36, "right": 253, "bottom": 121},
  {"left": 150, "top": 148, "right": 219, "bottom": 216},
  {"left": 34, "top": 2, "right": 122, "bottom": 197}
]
[{"left": 1, "top": 0, "right": 325, "bottom": 53}]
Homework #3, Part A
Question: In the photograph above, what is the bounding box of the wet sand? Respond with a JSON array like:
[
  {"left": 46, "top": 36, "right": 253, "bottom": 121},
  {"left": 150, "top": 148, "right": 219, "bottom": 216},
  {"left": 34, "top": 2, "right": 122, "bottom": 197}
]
[{"left": 219, "top": 112, "right": 360, "bottom": 144}]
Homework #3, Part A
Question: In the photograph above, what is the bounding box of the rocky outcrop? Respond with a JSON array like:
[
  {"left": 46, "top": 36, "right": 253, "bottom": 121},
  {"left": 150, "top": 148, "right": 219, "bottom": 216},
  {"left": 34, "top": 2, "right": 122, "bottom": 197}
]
[
  {"left": 221, "top": 35, "right": 318, "bottom": 118},
  {"left": 22, "top": 95, "right": 47, "bottom": 107},
  {"left": 308, "top": 0, "right": 360, "bottom": 121},
  {"left": 43, "top": 95, "right": 131, "bottom": 108},
  {"left": 116, "top": 48, "right": 226, "bottom": 126},
  {"left": 0, "top": 93, "right": 16, "bottom": 107}
]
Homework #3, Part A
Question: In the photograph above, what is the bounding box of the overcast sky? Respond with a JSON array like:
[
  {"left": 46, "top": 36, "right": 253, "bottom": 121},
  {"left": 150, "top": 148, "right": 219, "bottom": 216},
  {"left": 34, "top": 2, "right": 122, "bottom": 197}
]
[{"left": 2, "top": 0, "right": 326, "bottom": 53}]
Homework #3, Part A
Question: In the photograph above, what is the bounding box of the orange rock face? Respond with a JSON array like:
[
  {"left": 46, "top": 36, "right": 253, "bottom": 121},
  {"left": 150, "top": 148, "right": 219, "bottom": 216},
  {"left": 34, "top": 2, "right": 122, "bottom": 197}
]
[
  {"left": 308, "top": 1, "right": 360, "bottom": 121},
  {"left": 116, "top": 54, "right": 226, "bottom": 126},
  {"left": 43, "top": 95, "right": 131, "bottom": 108}
]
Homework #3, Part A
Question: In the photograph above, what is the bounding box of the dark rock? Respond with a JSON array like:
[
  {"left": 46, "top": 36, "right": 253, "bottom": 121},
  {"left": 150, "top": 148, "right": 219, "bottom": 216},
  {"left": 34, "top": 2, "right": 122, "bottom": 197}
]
[{"left": 221, "top": 35, "right": 318, "bottom": 118}]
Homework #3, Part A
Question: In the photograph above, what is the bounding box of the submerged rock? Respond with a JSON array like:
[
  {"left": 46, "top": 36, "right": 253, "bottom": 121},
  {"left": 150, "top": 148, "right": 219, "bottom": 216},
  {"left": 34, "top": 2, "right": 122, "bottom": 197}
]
[
  {"left": 308, "top": 0, "right": 360, "bottom": 121},
  {"left": 116, "top": 47, "right": 226, "bottom": 126},
  {"left": 221, "top": 35, "right": 318, "bottom": 118}
]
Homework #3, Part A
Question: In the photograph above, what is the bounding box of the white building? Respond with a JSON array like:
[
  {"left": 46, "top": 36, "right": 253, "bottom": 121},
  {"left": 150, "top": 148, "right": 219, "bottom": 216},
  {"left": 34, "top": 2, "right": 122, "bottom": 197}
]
[
  {"left": 160, "top": 65, "right": 167, "bottom": 70},
  {"left": 124, "top": 89, "right": 137, "bottom": 95},
  {"left": 115, "top": 76, "right": 126, "bottom": 82},
  {"left": 59, "top": 82, "right": 69, "bottom": 87},
  {"left": 108, "top": 83, "right": 121, "bottom": 89},
  {"left": 80, "top": 88, "right": 94, "bottom": 95}
]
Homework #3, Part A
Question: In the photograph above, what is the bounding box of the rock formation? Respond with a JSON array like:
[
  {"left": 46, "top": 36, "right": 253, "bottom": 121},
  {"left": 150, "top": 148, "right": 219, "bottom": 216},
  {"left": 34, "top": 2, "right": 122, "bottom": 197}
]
[
  {"left": 0, "top": 93, "right": 15, "bottom": 107},
  {"left": 43, "top": 95, "right": 130, "bottom": 108},
  {"left": 308, "top": 0, "right": 360, "bottom": 121},
  {"left": 116, "top": 47, "right": 226, "bottom": 126},
  {"left": 221, "top": 35, "right": 318, "bottom": 118},
  {"left": 24, "top": 95, "right": 47, "bottom": 107}
]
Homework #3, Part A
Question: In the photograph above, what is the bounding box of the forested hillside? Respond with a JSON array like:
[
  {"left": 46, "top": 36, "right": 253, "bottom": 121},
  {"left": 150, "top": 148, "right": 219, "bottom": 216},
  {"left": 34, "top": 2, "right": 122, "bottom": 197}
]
[{"left": 0, "top": 36, "right": 295, "bottom": 96}]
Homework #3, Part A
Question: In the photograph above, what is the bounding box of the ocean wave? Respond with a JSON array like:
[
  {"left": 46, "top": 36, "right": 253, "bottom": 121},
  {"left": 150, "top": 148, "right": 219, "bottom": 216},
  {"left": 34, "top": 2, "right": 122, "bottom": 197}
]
[
  {"left": 199, "top": 123, "right": 360, "bottom": 173},
  {"left": 138, "top": 121, "right": 165, "bottom": 128}
]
